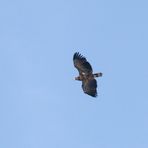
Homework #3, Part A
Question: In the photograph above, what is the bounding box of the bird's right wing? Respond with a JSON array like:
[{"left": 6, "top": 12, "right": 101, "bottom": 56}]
[{"left": 82, "top": 79, "right": 97, "bottom": 97}]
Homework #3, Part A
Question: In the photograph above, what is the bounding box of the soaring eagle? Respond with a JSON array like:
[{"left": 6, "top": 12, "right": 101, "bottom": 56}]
[{"left": 73, "top": 52, "right": 102, "bottom": 97}]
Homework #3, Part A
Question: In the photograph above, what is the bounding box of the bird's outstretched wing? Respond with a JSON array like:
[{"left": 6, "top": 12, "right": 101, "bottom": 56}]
[
  {"left": 73, "top": 52, "right": 93, "bottom": 75},
  {"left": 82, "top": 79, "right": 97, "bottom": 97}
]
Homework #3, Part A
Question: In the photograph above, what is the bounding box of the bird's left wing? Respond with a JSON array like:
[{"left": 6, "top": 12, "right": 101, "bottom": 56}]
[{"left": 73, "top": 52, "right": 93, "bottom": 74}]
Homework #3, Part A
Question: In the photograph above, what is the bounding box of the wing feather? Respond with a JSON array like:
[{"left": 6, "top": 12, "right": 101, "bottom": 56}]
[
  {"left": 73, "top": 52, "right": 93, "bottom": 74},
  {"left": 82, "top": 79, "right": 97, "bottom": 97}
]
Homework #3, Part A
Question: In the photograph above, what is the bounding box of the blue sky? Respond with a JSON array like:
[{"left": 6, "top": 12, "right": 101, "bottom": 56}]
[{"left": 0, "top": 0, "right": 148, "bottom": 147}]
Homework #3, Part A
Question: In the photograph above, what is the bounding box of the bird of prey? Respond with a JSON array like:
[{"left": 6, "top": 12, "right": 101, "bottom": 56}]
[{"left": 73, "top": 52, "right": 102, "bottom": 97}]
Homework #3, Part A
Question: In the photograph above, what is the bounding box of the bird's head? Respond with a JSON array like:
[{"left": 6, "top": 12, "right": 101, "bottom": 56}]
[{"left": 75, "top": 76, "right": 81, "bottom": 81}]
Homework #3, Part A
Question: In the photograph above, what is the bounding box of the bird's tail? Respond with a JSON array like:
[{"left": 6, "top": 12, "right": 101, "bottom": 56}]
[{"left": 93, "top": 72, "right": 103, "bottom": 78}]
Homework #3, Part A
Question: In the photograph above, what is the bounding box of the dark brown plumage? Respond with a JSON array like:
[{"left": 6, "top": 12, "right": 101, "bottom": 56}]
[{"left": 73, "top": 52, "right": 102, "bottom": 97}]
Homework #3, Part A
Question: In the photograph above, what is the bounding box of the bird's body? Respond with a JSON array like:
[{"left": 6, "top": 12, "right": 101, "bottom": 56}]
[{"left": 73, "top": 52, "right": 102, "bottom": 97}]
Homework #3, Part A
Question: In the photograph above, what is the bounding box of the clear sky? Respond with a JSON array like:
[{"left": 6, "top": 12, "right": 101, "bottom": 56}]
[{"left": 0, "top": 0, "right": 148, "bottom": 148}]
